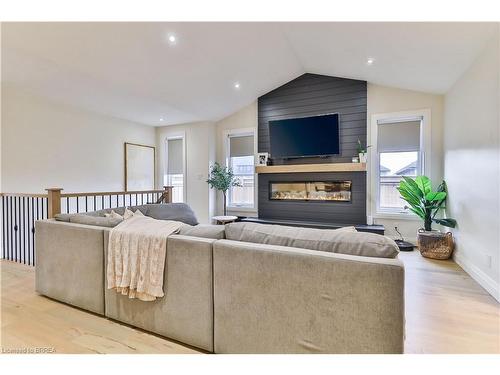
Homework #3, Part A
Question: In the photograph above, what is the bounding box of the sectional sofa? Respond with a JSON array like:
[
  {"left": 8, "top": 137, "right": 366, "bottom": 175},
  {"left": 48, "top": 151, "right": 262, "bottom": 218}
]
[{"left": 35, "top": 204, "right": 405, "bottom": 354}]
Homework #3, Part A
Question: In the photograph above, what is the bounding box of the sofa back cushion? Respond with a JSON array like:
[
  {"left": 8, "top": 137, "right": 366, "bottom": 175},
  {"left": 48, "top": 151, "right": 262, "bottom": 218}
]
[
  {"left": 56, "top": 203, "right": 199, "bottom": 226},
  {"left": 144, "top": 203, "right": 198, "bottom": 226},
  {"left": 224, "top": 222, "right": 399, "bottom": 258},
  {"left": 179, "top": 224, "right": 226, "bottom": 239},
  {"left": 68, "top": 214, "right": 123, "bottom": 228}
]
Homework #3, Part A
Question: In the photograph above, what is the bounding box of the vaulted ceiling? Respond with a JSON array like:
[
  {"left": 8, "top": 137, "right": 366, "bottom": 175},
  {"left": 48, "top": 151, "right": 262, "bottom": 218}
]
[{"left": 2, "top": 22, "right": 497, "bottom": 126}]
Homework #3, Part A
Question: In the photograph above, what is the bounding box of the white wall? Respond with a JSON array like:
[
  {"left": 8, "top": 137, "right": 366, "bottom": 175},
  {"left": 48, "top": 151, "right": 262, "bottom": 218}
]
[
  {"left": 1, "top": 85, "right": 156, "bottom": 193},
  {"left": 367, "top": 84, "right": 445, "bottom": 241},
  {"left": 443, "top": 29, "right": 500, "bottom": 301},
  {"left": 215, "top": 101, "right": 258, "bottom": 216},
  {"left": 156, "top": 121, "right": 216, "bottom": 224}
]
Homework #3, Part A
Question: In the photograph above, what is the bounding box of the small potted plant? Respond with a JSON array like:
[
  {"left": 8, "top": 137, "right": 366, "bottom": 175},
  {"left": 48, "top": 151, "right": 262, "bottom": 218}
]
[
  {"left": 207, "top": 162, "right": 242, "bottom": 216},
  {"left": 356, "top": 139, "right": 370, "bottom": 163},
  {"left": 397, "top": 176, "right": 457, "bottom": 259}
]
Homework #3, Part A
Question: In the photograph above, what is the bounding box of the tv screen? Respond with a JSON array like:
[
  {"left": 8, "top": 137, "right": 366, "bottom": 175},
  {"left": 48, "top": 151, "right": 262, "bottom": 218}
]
[{"left": 269, "top": 113, "right": 340, "bottom": 158}]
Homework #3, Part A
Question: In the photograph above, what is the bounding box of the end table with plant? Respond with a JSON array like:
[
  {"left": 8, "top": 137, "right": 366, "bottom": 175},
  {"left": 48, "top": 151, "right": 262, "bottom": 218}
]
[
  {"left": 397, "top": 175, "right": 457, "bottom": 259},
  {"left": 207, "top": 162, "right": 242, "bottom": 216}
]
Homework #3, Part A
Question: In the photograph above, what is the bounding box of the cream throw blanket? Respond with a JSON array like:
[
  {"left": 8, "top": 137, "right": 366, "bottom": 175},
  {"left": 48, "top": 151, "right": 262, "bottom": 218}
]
[{"left": 106, "top": 215, "right": 184, "bottom": 301}]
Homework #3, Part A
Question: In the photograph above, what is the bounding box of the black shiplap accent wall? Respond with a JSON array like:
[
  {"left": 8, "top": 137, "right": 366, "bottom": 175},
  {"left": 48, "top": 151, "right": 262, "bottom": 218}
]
[
  {"left": 258, "top": 73, "right": 367, "bottom": 164},
  {"left": 257, "top": 73, "right": 367, "bottom": 224}
]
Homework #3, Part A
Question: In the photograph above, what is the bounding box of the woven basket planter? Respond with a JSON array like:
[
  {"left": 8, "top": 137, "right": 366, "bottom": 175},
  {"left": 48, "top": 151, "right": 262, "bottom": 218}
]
[{"left": 417, "top": 229, "right": 455, "bottom": 260}]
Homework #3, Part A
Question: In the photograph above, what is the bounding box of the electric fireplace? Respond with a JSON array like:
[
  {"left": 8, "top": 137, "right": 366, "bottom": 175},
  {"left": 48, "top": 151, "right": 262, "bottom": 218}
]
[{"left": 269, "top": 181, "right": 352, "bottom": 202}]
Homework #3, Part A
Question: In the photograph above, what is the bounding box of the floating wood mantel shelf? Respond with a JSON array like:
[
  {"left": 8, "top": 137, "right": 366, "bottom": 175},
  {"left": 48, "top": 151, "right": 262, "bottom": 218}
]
[{"left": 255, "top": 163, "right": 366, "bottom": 174}]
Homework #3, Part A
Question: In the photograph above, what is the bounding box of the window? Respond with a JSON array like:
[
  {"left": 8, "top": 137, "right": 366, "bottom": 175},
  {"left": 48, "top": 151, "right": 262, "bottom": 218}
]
[
  {"left": 164, "top": 137, "right": 184, "bottom": 203},
  {"left": 376, "top": 119, "right": 422, "bottom": 213},
  {"left": 226, "top": 131, "right": 255, "bottom": 209}
]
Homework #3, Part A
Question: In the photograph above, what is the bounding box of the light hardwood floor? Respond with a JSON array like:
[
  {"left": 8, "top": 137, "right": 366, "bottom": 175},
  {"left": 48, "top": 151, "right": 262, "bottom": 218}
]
[{"left": 1, "top": 252, "right": 499, "bottom": 354}]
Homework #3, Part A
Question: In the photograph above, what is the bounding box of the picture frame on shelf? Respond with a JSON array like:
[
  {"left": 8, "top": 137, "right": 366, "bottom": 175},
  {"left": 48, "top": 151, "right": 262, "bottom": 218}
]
[{"left": 257, "top": 152, "right": 269, "bottom": 166}]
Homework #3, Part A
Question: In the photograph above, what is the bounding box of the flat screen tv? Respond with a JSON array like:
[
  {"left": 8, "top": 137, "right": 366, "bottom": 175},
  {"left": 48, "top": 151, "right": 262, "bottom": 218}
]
[{"left": 268, "top": 113, "right": 340, "bottom": 158}]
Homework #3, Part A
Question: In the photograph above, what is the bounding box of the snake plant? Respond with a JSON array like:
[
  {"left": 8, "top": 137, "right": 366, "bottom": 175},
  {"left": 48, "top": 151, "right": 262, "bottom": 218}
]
[{"left": 397, "top": 176, "right": 457, "bottom": 231}]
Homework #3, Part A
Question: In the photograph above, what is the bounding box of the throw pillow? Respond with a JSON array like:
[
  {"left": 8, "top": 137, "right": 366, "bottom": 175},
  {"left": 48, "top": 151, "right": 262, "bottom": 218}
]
[
  {"left": 104, "top": 210, "right": 124, "bottom": 220},
  {"left": 123, "top": 207, "right": 134, "bottom": 220}
]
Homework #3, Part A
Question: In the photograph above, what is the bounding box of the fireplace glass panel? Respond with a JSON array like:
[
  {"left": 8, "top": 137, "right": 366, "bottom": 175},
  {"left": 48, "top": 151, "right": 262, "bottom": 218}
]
[{"left": 270, "top": 181, "right": 352, "bottom": 202}]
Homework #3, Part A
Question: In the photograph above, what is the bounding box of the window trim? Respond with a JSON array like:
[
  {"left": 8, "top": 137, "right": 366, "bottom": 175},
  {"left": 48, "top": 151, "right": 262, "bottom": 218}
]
[
  {"left": 223, "top": 127, "right": 257, "bottom": 211},
  {"left": 369, "top": 109, "right": 432, "bottom": 219},
  {"left": 165, "top": 133, "right": 187, "bottom": 203}
]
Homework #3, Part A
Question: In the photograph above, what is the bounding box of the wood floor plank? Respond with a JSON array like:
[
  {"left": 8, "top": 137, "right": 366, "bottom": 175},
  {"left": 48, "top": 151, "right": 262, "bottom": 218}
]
[{"left": 1, "top": 252, "right": 499, "bottom": 354}]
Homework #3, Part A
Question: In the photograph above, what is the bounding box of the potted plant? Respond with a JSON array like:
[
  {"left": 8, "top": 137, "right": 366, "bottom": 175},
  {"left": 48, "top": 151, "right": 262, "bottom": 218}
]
[
  {"left": 356, "top": 139, "right": 370, "bottom": 163},
  {"left": 397, "top": 176, "right": 457, "bottom": 259},
  {"left": 207, "top": 162, "right": 242, "bottom": 216}
]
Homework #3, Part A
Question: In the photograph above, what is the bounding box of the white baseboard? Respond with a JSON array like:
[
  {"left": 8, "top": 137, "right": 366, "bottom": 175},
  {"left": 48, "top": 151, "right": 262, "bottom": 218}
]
[{"left": 454, "top": 253, "right": 500, "bottom": 302}]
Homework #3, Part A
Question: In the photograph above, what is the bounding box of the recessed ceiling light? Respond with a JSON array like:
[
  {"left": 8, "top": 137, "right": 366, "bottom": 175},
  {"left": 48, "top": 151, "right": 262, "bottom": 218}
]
[
  {"left": 367, "top": 57, "right": 375, "bottom": 65},
  {"left": 160, "top": 118, "right": 164, "bottom": 122},
  {"left": 167, "top": 34, "right": 177, "bottom": 45},
  {"left": 234, "top": 82, "right": 240, "bottom": 89}
]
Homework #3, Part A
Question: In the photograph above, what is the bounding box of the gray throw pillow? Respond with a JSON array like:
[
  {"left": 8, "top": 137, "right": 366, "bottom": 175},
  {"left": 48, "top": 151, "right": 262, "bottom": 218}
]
[
  {"left": 86, "top": 205, "right": 145, "bottom": 217},
  {"left": 225, "top": 222, "right": 398, "bottom": 259},
  {"left": 179, "top": 224, "right": 226, "bottom": 239},
  {"left": 69, "top": 214, "right": 123, "bottom": 228},
  {"left": 54, "top": 213, "right": 73, "bottom": 222},
  {"left": 144, "top": 203, "right": 199, "bottom": 226}
]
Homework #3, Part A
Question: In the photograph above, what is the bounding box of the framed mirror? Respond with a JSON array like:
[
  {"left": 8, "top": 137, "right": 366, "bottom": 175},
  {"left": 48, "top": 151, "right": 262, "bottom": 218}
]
[{"left": 124, "top": 142, "right": 156, "bottom": 191}]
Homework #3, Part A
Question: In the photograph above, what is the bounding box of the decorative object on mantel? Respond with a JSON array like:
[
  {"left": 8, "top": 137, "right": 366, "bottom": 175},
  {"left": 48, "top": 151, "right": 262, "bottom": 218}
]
[
  {"left": 352, "top": 156, "right": 360, "bottom": 163},
  {"left": 257, "top": 152, "right": 269, "bottom": 166},
  {"left": 356, "top": 138, "right": 371, "bottom": 164},
  {"left": 397, "top": 176, "right": 457, "bottom": 260},
  {"left": 207, "top": 162, "right": 242, "bottom": 216}
]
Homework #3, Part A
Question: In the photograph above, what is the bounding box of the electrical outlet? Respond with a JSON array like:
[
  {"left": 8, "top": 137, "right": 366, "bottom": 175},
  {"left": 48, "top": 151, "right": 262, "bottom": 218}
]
[{"left": 486, "top": 254, "right": 492, "bottom": 268}]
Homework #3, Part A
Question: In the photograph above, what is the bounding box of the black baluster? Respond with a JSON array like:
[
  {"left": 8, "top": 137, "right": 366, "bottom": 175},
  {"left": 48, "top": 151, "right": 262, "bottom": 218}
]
[
  {"left": 13, "top": 196, "right": 18, "bottom": 262},
  {"left": 8, "top": 197, "right": 12, "bottom": 261},
  {"left": 2, "top": 196, "right": 5, "bottom": 260},
  {"left": 9, "top": 196, "right": 13, "bottom": 261},
  {"left": 30, "top": 196, "right": 35, "bottom": 266},
  {"left": 22, "top": 197, "right": 26, "bottom": 264}
]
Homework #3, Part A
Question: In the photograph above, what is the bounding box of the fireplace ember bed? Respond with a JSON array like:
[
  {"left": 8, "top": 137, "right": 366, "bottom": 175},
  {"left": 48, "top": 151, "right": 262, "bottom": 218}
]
[{"left": 269, "top": 181, "right": 352, "bottom": 202}]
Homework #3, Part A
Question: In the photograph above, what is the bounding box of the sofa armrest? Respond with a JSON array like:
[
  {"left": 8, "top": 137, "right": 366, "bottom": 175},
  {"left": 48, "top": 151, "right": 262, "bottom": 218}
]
[
  {"left": 213, "top": 239, "right": 405, "bottom": 354},
  {"left": 35, "top": 219, "right": 106, "bottom": 314}
]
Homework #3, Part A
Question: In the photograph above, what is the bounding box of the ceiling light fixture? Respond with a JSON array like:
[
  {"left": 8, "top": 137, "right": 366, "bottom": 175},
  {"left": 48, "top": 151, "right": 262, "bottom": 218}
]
[
  {"left": 367, "top": 57, "right": 375, "bottom": 65},
  {"left": 234, "top": 82, "right": 240, "bottom": 89},
  {"left": 160, "top": 118, "right": 164, "bottom": 122},
  {"left": 167, "top": 34, "right": 177, "bottom": 45}
]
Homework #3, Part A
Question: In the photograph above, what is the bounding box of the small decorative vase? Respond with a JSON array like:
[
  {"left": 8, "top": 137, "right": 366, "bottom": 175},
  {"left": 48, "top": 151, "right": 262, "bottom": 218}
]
[
  {"left": 359, "top": 152, "right": 367, "bottom": 163},
  {"left": 352, "top": 156, "right": 360, "bottom": 163},
  {"left": 417, "top": 229, "right": 454, "bottom": 260}
]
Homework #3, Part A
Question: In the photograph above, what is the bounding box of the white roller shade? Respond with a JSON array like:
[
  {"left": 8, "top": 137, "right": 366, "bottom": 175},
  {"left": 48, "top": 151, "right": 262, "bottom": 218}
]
[
  {"left": 167, "top": 138, "right": 183, "bottom": 175},
  {"left": 377, "top": 120, "right": 421, "bottom": 152},
  {"left": 230, "top": 135, "right": 254, "bottom": 157}
]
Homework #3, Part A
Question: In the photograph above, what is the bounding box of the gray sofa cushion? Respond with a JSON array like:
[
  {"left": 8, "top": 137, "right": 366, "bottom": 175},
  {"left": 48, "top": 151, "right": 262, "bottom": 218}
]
[
  {"left": 179, "top": 224, "right": 226, "bottom": 239},
  {"left": 55, "top": 203, "right": 199, "bottom": 226},
  {"left": 145, "top": 203, "right": 198, "bottom": 226},
  {"left": 69, "top": 214, "right": 123, "bottom": 228},
  {"left": 225, "top": 222, "right": 399, "bottom": 258}
]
